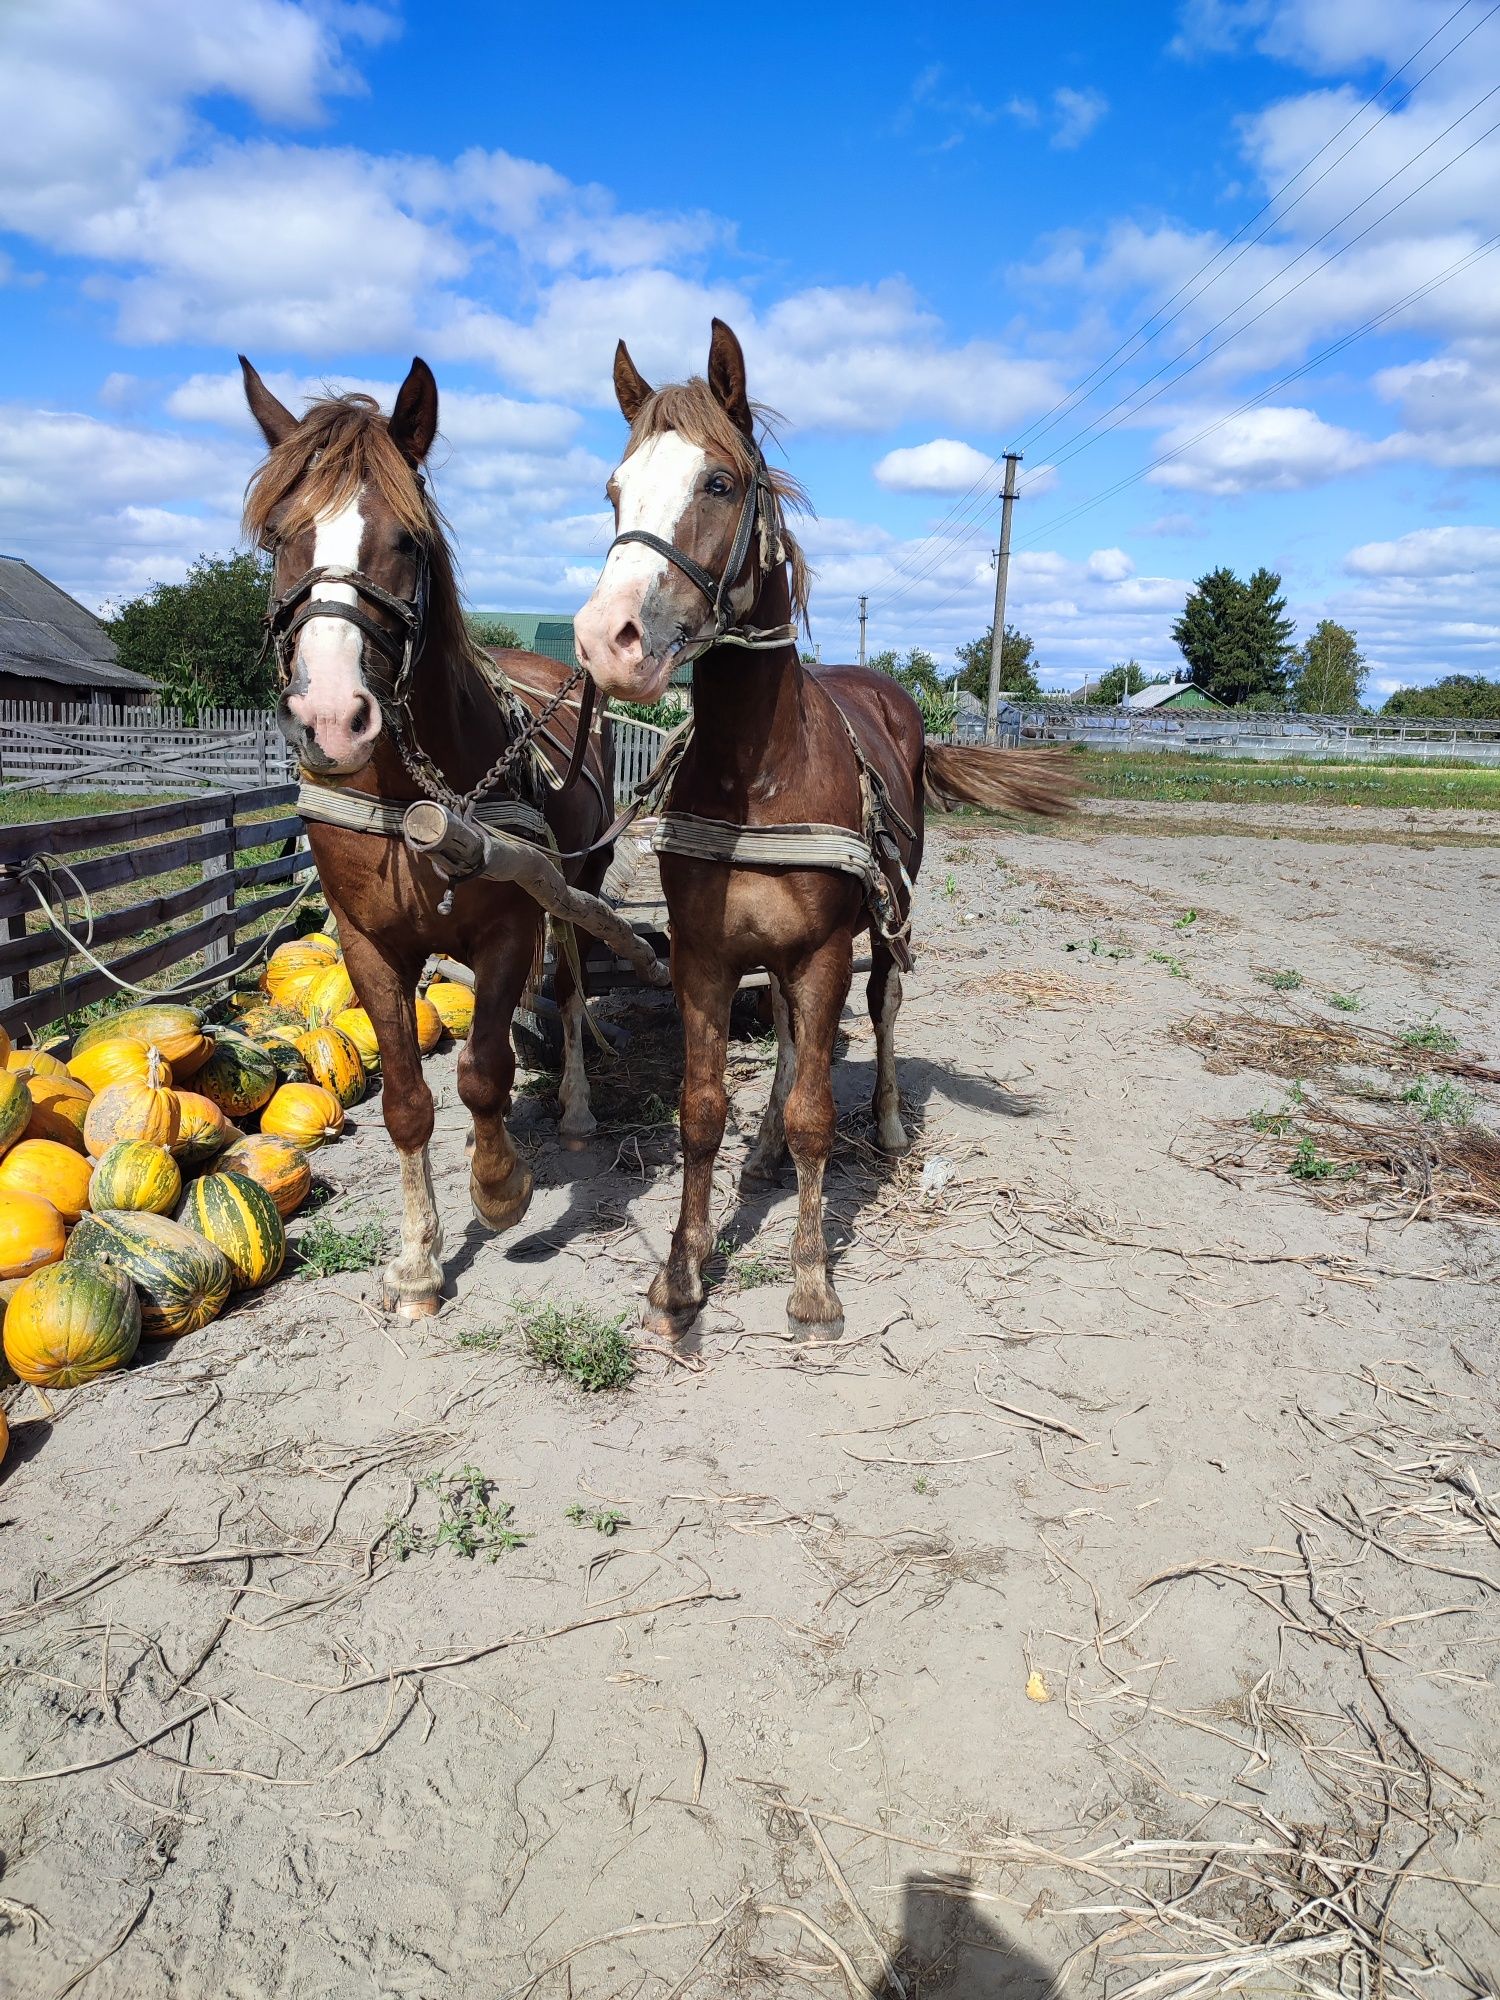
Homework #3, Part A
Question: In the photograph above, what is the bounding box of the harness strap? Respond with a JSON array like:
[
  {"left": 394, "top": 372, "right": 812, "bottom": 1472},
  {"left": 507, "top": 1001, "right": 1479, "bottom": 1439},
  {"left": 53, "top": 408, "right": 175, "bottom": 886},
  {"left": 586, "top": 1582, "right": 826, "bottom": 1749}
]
[
  {"left": 297, "top": 779, "right": 550, "bottom": 846},
  {"left": 653, "top": 813, "right": 879, "bottom": 886}
]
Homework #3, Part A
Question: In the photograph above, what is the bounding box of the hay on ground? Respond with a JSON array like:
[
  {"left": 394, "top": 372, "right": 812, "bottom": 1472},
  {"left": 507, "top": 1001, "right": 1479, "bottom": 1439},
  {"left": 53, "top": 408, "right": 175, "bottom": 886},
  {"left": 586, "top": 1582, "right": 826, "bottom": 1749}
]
[{"left": 1182, "top": 1009, "right": 1500, "bottom": 1084}]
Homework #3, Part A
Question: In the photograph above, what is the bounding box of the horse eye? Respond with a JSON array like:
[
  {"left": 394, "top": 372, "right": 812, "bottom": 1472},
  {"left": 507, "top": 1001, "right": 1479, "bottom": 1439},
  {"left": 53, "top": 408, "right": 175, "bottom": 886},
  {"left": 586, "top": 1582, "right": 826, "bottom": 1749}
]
[{"left": 706, "top": 473, "right": 734, "bottom": 498}]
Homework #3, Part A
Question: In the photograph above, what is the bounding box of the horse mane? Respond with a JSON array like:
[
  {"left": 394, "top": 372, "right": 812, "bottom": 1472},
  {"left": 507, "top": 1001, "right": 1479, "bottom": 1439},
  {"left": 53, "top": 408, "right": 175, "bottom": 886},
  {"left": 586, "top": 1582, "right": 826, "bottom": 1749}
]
[
  {"left": 242, "top": 392, "right": 485, "bottom": 679},
  {"left": 623, "top": 378, "right": 812, "bottom": 626}
]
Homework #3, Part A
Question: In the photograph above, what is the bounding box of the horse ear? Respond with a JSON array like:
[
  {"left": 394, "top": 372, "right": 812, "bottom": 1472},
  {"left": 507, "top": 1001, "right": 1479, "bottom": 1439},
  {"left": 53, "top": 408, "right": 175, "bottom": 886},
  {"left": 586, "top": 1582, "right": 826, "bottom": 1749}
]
[
  {"left": 389, "top": 357, "right": 439, "bottom": 465},
  {"left": 613, "top": 341, "right": 652, "bottom": 423},
  {"left": 707, "top": 319, "right": 752, "bottom": 437},
  {"left": 239, "top": 355, "right": 298, "bottom": 448}
]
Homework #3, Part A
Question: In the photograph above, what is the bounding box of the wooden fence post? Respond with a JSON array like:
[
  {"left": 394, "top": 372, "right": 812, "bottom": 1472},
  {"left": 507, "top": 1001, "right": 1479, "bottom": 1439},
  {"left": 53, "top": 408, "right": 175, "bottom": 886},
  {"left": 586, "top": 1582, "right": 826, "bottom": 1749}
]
[{"left": 201, "top": 794, "right": 235, "bottom": 969}]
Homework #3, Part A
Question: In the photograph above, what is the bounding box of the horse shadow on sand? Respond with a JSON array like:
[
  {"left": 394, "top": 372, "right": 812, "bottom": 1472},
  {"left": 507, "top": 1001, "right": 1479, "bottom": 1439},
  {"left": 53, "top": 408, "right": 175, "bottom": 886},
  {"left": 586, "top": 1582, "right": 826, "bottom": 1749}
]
[
  {"left": 893, "top": 1873, "right": 1057, "bottom": 1997},
  {"left": 447, "top": 991, "right": 1044, "bottom": 1311}
]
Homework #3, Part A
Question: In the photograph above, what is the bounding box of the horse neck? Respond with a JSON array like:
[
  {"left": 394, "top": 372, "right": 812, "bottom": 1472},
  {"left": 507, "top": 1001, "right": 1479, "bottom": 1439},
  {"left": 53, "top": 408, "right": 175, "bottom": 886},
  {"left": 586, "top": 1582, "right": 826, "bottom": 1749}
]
[
  {"left": 688, "top": 569, "right": 805, "bottom": 793},
  {"left": 367, "top": 572, "right": 506, "bottom": 798}
]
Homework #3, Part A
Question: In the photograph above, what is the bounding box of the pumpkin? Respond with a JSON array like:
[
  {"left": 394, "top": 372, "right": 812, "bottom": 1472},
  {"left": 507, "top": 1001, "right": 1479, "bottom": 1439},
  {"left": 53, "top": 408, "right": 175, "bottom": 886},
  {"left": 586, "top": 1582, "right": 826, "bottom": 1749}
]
[
  {"left": 179, "top": 1170, "right": 285, "bottom": 1289},
  {"left": 235, "top": 1002, "right": 307, "bottom": 1040},
  {"left": 68, "top": 1037, "right": 173, "bottom": 1096},
  {"left": 23, "top": 1073, "right": 92, "bottom": 1151},
  {"left": 171, "top": 1090, "right": 236, "bottom": 1168},
  {"left": 7, "top": 1048, "right": 68, "bottom": 1081},
  {"left": 83, "top": 1051, "right": 180, "bottom": 1159},
  {"left": 67, "top": 1211, "right": 231, "bottom": 1339},
  {"left": 266, "top": 936, "right": 340, "bottom": 989},
  {"left": 89, "top": 1140, "right": 182, "bottom": 1216},
  {"left": 0, "top": 1192, "right": 67, "bottom": 1278},
  {"left": 0, "top": 1070, "right": 31, "bottom": 1158},
  {"left": 301, "top": 961, "right": 356, "bottom": 1026},
  {"left": 73, "top": 1005, "right": 210, "bottom": 1076},
  {"left": 257, "top": 1038, "right": 313, "bottom": 1086},
  {"left": 260, "top": 1083, "right": 344, "bottom": 1150},
  {"left": 2, "top": 1262, "right": 141, "bottom": 1389},
  {"left": 221, "top": 1134, "right": 312, "bottom": 1218},
  {"left": 332, "top": 1007, "right": 381, "bottom": 1073},
  {"left": 294, "top": 1027, "right": 365, "bottom": 1108},
  {"left": 190, "top": 1033, "right": 277, "bottom": 1120},
  {"left": 424, "top": 981, "right": 475, "bottom": 1039},
  {"left": 413, "top": 997, "right": 444, "bottom": 1053},
  {"left": 0, "top": 1140, "right": 92, "bottom": 1224},
  {"left": 267, "top": 967, "right": 320, "bottom": 1013}
]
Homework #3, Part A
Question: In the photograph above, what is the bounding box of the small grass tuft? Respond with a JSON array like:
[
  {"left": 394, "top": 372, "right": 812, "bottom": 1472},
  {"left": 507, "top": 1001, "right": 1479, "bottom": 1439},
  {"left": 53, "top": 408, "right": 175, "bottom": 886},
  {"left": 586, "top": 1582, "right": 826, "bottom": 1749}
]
[
  {"left": 421, "top": 1466, "right": 525, "bottom": 1560},
  {"left": 513, "top": 1298, "right": 636, "bottom": 1391},
  {"left": 1399, "top": 1076, "right": 1474, "bottom": 1125},
  {"left": 1399, "top": 1018, "right": 1461, "bottom": 1054},
  {"left": 1327, "top": 991, "right": 1362, "bottom": 1013},
  {"left": 1150, "top": 951, "right": 1188, "bottom": 979},
  {"left": 1287, "top": 1137, "right": 1356, "bottom": 1182},
  {"left": 1065, "top": 937, "right": 1132, "bottom": 960},
  {"left": 1173, "top": 908, "right": 1198, "bottom": 929},
  {"left": 296, "top": 1214, "right": 387, "bottom": 1277},
  {"left": 565, "top": 1502, "right": 628, "bottom": 1535},
  {"left": 1258, "top": 968, "right": 1304, "bottom": 992}
]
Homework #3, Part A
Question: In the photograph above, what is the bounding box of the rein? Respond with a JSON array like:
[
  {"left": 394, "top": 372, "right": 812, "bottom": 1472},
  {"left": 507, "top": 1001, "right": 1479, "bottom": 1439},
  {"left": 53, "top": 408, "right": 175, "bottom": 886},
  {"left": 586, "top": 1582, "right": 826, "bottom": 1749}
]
[{"left": 608, "top": 438, "right": 796, "bottom": 659}]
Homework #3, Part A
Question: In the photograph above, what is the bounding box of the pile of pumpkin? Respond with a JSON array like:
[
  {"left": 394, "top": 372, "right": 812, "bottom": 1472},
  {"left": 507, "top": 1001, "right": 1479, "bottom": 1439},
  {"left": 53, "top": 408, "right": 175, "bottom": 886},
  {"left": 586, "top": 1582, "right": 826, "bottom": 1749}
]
[{"left": 0, "top": 932, "right": 475, "bottom": 1439}]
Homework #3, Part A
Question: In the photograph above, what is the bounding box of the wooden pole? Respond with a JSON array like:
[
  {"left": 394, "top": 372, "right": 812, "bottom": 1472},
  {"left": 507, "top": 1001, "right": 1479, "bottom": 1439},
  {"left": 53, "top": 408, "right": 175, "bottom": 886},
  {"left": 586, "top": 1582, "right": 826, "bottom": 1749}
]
[
  {"left": 402, "top": 801, "right": 671, "bottom": 989},
  {"left": 984, "top": 453, "right": 1022, "bottom": 746}
]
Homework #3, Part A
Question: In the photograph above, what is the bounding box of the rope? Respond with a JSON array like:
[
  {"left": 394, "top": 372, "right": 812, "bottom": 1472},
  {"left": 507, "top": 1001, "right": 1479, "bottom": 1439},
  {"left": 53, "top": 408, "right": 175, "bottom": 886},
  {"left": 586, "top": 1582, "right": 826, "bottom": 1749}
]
[{"left": 16, "top": 851, "right": 323, "bottom": 1009}]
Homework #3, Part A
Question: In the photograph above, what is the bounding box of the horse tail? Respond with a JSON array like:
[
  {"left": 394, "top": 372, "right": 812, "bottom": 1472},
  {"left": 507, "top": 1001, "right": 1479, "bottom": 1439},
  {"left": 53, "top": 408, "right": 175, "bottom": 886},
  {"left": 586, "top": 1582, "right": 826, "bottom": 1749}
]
[{"left": 925, "top": 742, "right": 1079, "bottom": 819}]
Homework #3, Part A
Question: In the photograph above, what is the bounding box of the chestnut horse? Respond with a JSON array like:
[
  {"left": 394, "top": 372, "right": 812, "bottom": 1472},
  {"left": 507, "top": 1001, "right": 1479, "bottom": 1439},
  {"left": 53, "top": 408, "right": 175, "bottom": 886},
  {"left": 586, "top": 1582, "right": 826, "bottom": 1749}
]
[
  {"left": 241, "top": 357, "right": 613, "bottom": 1318},
  {"left": 575, "top": 321, "right": 1072, "bottom": 1340}
]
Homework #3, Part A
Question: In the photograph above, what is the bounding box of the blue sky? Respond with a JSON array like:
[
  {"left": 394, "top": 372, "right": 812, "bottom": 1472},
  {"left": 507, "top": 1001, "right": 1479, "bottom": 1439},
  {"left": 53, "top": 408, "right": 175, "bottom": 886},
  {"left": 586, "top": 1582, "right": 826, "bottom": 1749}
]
[{"left": 2, "top": 0, "right": 1498, "bottom": 696}]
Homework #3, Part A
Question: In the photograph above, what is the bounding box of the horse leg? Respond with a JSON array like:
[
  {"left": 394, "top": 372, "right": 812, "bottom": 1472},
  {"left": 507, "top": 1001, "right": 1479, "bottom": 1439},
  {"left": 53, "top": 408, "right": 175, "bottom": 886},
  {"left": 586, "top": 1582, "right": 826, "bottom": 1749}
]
[
  {"left": 646, "top": 951, "right": 737, "bottom": 1337},
  {"left": 742, "top": 974, "right": 794, "bottom": 1181},
  {"left": 866, "top": 945, "right": 910, "bottom": 1155},
  {"left": 782, "top": 934, "right": 853, "bottom": 1339},
  {"left": 458, "top": 928, "right": 536, "bottom": 1233},
  {"left": 552, "top": 926, "right": 598, "bottom": 1151},
  {"left": 339, "top": 935, "right": 443, "bottom": 1318}
]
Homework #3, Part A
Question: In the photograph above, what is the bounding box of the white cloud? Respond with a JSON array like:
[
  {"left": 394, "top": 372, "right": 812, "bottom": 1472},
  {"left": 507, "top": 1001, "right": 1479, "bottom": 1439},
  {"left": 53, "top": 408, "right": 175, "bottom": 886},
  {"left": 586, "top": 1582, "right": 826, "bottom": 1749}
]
[
  {"left": 873, "top": 439, "right": 996, "bottom": 493},
  {"left": 1344, "top": 525, "right": 1500, "bottom": 578},
  {"left": 1051, "top": 87, "right": 1108, "bottom": 150},
  {"left": 1149, "top": 404, "right": 1381, "bottom": 493}
]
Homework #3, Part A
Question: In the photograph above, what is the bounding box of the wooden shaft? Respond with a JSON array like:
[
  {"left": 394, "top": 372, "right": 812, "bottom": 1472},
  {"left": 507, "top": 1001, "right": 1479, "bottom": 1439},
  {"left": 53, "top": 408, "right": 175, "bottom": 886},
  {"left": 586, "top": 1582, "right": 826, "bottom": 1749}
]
[{"left": 403, "top": 801, "right": 671, "bottom": 989}]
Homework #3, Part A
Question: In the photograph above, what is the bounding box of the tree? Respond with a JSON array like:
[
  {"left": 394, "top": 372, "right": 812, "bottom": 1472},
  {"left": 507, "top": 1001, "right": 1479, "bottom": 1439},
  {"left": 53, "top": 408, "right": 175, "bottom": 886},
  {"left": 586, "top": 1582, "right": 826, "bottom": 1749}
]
[
  {"left": 1291, "top": 619, "right": 1366, "bottom": 713},
  {"left": 467, "top": 613, "right": 523, "bottom": 648},
  {"left": 1382, "top": 674, "right": 1500, "bottom": 719},
  {"left": 1171, "top": 566, "right": 1295, "bottom": 708},
  {"left": 107, "top": 551, "right": 274, "bottom": 717},
  {"left": 870, "top": 647, "right": 955, "bottom": 734},
  {"left": 954, "top": 624, "right": 1042, "bottom": 702},
  {"left": 1088, "top": 659, "right": 1159, "bottom": 706}
]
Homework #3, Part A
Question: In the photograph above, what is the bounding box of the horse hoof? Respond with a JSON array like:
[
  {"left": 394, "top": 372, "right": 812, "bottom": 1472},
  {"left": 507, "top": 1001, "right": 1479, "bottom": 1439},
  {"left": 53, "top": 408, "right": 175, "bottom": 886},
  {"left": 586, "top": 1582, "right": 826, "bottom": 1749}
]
[
  {"left": 741, "top": 1154, "right": 785, "bottom": 1186},
  {"left": 559, "top": 1132, "right": 595, "bottom": 1154},
  {"left": 643, "top": 1303, "right": 698, "bottom": 1340},
  {"left": 787, "top": 1312, "right": 844, "bottom": 1343},
  {"left": 471, "top": 1164, "right": 534, "bottom": 1232},
  {"left": 382, "top": 1280, "right": 442, "bottom": 1320}
]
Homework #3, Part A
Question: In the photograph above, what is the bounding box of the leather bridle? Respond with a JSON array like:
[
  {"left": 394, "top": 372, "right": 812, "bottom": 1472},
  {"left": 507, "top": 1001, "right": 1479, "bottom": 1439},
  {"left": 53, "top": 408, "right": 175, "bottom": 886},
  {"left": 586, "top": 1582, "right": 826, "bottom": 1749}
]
[
  {"left": 263, "top": 553, "right": 429, "bottom": 715},
  {"left": 607, "top": 437, "right": 796, "bottom": 658}
]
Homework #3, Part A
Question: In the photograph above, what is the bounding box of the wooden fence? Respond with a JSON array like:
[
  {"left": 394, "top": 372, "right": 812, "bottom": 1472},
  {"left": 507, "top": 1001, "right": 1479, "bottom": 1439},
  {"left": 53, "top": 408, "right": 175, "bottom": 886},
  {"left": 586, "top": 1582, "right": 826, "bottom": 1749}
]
[
  {"left": 0, "top": 700, "right": 670, "bottom": 805},
  {"left": 1, "top": 786, "right": 316, "bottom": 1039}
]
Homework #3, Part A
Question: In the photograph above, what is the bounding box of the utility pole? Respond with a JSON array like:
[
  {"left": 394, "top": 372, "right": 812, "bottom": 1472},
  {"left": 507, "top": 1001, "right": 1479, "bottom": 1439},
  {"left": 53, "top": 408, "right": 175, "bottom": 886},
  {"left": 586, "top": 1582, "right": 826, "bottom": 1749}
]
[
  {"left": 984, "top": 452, "right": 1022, "bottom": 745},
  {"left": 858, "top": 594, "right": 868, "bottom": 668}
]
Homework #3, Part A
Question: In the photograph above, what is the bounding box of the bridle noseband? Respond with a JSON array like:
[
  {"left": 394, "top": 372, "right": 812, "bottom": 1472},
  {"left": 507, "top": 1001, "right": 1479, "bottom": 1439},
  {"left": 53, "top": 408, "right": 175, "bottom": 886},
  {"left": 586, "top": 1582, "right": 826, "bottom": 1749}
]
[
  {"left": 607, "top": 438, "right": 796, "bottom": 657},
  {"left": 263, "top": 552, "right": 430, "bottom": 716}
]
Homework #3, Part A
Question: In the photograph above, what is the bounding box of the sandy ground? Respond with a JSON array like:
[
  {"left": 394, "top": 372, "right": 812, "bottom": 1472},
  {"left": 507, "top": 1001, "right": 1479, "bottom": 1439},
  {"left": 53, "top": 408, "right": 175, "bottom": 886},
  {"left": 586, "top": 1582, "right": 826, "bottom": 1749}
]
[{"left": 3, "top": 803, "right": 1499, "bottom": 2000}]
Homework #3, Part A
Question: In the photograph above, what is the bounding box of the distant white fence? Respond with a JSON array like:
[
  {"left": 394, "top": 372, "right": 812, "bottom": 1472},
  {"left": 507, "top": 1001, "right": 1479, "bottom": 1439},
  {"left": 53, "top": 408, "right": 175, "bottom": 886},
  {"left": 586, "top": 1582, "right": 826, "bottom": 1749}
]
[{"left": 0, "top": 700, "right": 670, "bottom": 807}]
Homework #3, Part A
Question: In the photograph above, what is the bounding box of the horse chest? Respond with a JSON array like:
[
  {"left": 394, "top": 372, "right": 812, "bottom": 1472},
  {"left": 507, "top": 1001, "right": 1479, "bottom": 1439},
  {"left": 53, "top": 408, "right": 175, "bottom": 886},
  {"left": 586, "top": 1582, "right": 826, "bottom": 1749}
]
[{"left": 660, "top": 853, "right": 861, "bottom": 968}]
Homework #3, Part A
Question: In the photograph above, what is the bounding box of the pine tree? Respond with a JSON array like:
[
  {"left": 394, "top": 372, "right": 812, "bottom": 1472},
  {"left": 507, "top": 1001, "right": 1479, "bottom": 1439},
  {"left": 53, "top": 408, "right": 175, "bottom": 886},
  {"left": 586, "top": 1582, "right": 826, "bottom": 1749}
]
[{"left": 1172, "top": 566, "right": 1295, "bottom": 707}]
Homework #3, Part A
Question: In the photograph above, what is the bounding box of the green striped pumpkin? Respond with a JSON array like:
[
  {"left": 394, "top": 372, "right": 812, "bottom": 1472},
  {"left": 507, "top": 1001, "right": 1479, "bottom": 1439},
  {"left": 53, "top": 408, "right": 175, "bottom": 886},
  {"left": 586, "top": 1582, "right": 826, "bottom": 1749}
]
[
  {"left": 178, "top": 1170, "right": 285, "bottom": 1289},
  {"left": 89, "top": 1140, "right": 182, "bottom": 1216},
  {"left": 190, "top": 1032, "right": 277, "bottom": 1119},
  {"left": 68, "top": 1210, "right": 232, "bottom": 1338},
  {"left": 2, "top": 1261, "right": 141, "bottom": 1388}
]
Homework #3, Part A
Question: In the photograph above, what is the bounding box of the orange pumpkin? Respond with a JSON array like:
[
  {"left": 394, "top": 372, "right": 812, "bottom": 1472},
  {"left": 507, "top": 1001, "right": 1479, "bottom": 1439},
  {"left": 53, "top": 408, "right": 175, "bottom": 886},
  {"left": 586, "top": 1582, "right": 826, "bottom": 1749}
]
[
  {"left": 68, "top": 1037, "right": 174, "bottom": 1096},
  {"left": 268, "top": 967, "right": 321, "bottom": 1012},
  {"left": 301, "top": 961, "right": 356, "bottom": 1026},
  {"left": 2, "top": 1262, "right": 141, "bottom": 1389},
  {"left": 171, "top": 1090, "right": 236, "bottom": 1167},
  {"left": 23, "top": 1073, "right": 92, "bottom": 1151},
  {"left": 413, "top": 998, "right": 444, "bottom": 1053},
  {"left": 83, "top": 1051, "right": 180, "bottom": 1159},
  {"left": 72, "top": 1005, "right": 210, "bottom": 1077},
  {"left": 424, "top": 980, "right": 475, "bottom": 1038},
  {"left": 266, "top": 936, "right": 340, "bottom": 989},
  {"left": 259, "top": 1082, "right": 344, "bottom": 1150},
  {"left": 221, "top": 1134, "right": 312, "bottom": 1218},
  {"left": 294, "top": 1027, "right": 365, "bottom": 1108},
  {"left": 7, "top": 1048, "right": 69, "bottom": 1081},
  {"left": 0, "top": 1191, "right": 67, "bottom": 1278},
  {"left": 332, "top": 1007, "right": 381, "bottom": 1073},
  {"left": 0, "top": 1140, "right": 93, "bottom": 1224},
  {"left": 0, "top": 1071, "right": 30, "bottom": 1159},
  {"left": 90, "top": 1139, "right": 183, "bottom": 1215}
]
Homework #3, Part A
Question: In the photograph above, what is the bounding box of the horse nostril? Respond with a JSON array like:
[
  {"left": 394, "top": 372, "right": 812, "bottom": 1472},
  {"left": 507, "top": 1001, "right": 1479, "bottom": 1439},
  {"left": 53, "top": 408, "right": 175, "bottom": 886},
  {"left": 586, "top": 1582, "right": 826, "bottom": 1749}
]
[
  {"left": 613, "top": 619, "right": 642, "bottom": 659},
  {"left": 349, "top": 692, "right": 376, "bottom": 740}
]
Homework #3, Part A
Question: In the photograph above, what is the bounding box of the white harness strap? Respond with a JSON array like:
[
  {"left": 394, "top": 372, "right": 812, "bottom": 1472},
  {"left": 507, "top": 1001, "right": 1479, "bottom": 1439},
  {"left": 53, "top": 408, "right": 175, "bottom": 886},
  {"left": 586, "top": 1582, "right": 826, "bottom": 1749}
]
[
  {"left": 297, "top": 779, "right": 550, "bottom": 846},
  {"left": 652, "top": 812, "right": 878, "bottom": 887}
]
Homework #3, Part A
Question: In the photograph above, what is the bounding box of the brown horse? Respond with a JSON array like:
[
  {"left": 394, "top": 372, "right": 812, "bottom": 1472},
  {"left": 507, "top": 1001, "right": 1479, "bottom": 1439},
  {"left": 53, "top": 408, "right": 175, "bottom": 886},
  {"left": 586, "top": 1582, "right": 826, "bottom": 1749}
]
[
  {"left": 574, "top": 320, "right": 1072, "bottom": 1340},
  {"left": 240, "top": 356, "right": 614, "bottom": 1318}
]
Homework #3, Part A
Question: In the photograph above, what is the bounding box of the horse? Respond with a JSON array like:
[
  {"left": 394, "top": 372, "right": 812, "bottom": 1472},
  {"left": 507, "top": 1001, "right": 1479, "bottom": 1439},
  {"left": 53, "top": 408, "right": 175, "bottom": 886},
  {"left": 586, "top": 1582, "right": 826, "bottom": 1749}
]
[
  {"left": 239, "top": 356, "right": 616, "bottom": 1319},
  {"left": 573, "top": 320, "right": 1074, "bottom": 1340}
]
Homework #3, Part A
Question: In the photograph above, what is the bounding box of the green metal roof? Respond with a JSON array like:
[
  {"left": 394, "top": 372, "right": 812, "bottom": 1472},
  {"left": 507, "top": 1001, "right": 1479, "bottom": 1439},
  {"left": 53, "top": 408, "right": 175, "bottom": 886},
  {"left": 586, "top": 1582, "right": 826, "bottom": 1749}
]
[{"left": 475, "top": 612, "right": 579, "bottom": 667}]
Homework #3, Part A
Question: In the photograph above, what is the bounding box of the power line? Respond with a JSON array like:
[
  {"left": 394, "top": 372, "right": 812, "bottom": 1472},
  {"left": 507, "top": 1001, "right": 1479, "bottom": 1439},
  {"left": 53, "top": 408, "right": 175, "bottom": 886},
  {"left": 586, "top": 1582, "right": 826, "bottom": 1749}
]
[
  {"left": 860, "top": 78, "right": 1500, "bottom": 625},
  {"left": 855, "top": 0, "right": 1497, "bottom": 623}
]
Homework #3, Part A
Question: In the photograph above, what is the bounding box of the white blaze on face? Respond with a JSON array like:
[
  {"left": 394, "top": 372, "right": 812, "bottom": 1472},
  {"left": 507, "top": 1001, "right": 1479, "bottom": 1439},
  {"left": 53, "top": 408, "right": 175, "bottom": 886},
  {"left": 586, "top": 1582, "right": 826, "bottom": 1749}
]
[
  {"left": 284, "top": 490, "right": 381, "bottom": 769},
  {"left": 575, "top": 433, "right": 707, "bottom": 699}
]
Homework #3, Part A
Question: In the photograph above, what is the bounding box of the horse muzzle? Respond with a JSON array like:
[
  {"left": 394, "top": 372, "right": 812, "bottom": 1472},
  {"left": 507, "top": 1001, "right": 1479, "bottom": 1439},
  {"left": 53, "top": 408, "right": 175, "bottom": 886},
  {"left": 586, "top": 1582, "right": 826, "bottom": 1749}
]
[{"left": 279, "top": 685, "right": 384, "bottom": 775}]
